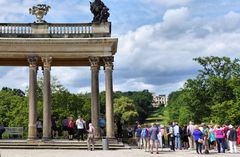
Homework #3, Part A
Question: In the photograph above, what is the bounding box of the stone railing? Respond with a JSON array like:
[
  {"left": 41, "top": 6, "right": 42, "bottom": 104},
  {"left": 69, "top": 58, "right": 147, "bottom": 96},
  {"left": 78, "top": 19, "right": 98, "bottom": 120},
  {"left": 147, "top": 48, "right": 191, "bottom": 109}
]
[
  {"left": 48, "top": 23, "right": 92, "bottom": 34},
  {"left": 0, "top": 23, "right": 32, "bottom": 34},
  {"left": 0, "top": 22, "right": 111, "bottom": 38}
]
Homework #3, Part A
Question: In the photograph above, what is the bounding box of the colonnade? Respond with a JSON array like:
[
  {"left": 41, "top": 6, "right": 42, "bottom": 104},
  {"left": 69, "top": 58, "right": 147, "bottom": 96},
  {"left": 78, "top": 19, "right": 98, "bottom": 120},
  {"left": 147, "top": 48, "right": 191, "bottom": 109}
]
[{"left": 27, "top": 56, "right": 114, "bottom": 140}]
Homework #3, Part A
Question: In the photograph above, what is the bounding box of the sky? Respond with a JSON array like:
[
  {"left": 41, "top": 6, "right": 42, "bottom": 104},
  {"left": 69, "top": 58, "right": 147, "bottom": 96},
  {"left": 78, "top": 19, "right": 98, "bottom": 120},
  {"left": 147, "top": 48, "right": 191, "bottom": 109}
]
[{"left": 0, "top": 0, "right": 240, "bottom": 95}]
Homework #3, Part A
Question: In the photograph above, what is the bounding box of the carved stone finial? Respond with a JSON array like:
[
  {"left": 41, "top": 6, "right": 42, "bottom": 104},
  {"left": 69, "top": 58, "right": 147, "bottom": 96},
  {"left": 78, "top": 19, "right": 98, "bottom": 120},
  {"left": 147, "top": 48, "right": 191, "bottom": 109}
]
[
  {"left": 29, "top": 4, "right": 51, "bottom": 23},
  {"left": 90, "top": 0, "right": 110, "bottom": 23}
]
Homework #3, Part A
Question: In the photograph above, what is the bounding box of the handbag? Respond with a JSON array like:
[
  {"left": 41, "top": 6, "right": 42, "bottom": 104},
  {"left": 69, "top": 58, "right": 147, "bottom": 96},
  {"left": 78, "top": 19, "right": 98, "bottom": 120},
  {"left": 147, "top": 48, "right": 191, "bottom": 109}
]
[{"left": 198, "top": 138, "right": 203, "bottom": 143}]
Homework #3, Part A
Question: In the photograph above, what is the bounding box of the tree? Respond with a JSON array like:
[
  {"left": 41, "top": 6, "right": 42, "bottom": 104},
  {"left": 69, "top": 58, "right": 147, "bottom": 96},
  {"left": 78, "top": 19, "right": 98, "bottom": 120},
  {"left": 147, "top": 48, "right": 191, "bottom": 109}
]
[
  {"left": 164, "top": 56, "right": 240, "bottom": 125},
  {"left": 114, "top": 96, "right": 138, "bottom": 124}
]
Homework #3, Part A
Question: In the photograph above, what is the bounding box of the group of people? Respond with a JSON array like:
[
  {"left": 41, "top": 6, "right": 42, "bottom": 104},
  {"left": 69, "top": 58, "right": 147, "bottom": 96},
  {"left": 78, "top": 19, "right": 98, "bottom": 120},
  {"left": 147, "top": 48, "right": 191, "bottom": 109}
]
[
  {"left": 131, "top": 122, "right": 165, "bottom": 154},
  {"left": 36, "top": 115, "right": 100, "bottom": 151},
  {"left": 128, "top": 121, "right": 240, "bottom": 154},
  {"left": 189, "top": 123, "right": 240, "bottom": 154}
]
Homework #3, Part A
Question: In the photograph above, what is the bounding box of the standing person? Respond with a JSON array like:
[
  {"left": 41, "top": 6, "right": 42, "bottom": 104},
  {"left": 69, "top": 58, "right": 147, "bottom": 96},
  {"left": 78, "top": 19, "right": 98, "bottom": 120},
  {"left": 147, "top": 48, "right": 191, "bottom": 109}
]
[
  {"left": 99, "top": 116, "right": 106, "bottom": 137},
  {"left": 87, "top": 123, "right": 95, "bottom": 151},
  {"left": 203, "top": 124, "right": 209, "bottom": 154},
  {"left": 51, "top": 116, "right": 58, "bottom": 138},
  {"left": 134, "top": 121, "right": 139, "bottom": 132},
  {"left": 126, "top": 124, "right": 134, "bottom": 145},
  {"left": 142, "top": 124, "right": 150, "bottom": 152},
  {"left": 157, "top": 125, "right": 163, "bottom": 149},
  {"left": 223, "top": 124, "right": 229, "bottom": 150},
  {"left": 116, "top": 118, "right": 123, "bottom": 140},
  {"left": 62, "top": 116, "right": 69, "bottom": 139},
  {"left": 214, "top": 125, "right": 225, "bottom": 153},
  {"left": 149, "top": 123, "right": 159, "bottom": 154},
  {"left": 160, "top": 125, "right": 165, "bottom": 148},
  {"left": 182, "top": 125, "right": 189, "bottom": 149},
  {"left": 187, "top": 121, "right": 195, "bottom": 150},
  {"left": 135, "top": 124, "right": 142, "bottom": 149},
  {"left": 36, "top": 117, "right": 43, "bottom": 139},
  {"left": 227, "top": 125, "right": 238, "bottom": 153},
  {"left": 174, "top": 122, "right": 181, "bottom": 150},
  {"left": 68, "top": 116, "right": 74, "bottom": 140},
  {"left": 208, "top": 125, "right": 216, "bottom": 149},
  {"left": 237, "top": 125, "right": 240, "bottom": 145},
  {"left": 76, "top": 116, "right": 86, "bottom": 141},
  {"left": 193, "top": 125, "right": 204, "bottom": 154},
  {"left": 167, "top": 122, "right": 175, "bottom": 151},
  {"left": 0, "top": 124, "right": 5, "bottom": 139}
]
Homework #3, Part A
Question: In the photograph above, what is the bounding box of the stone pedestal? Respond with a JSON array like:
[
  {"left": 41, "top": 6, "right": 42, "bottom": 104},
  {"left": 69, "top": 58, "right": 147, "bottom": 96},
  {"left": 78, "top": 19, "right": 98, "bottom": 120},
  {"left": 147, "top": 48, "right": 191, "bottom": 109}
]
[
  {"left": 27, "top": 56, "right": 38, "bottom": 140},
  {"left": 42, "top": 57, "right": 52, "bottom": 140},
  {"left": 103, "top": 57, "right": 114, "bottom": 138},
  {"left": 89, "top": 57, "right": 100, "bottom": 137}
]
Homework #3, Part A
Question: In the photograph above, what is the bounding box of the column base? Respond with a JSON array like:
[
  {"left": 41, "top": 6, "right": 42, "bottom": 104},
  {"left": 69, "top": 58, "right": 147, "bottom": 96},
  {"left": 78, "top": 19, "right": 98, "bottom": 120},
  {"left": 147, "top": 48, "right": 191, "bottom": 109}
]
[
  {"left": 28, "top": 125, "right": 37, "bottom": 140},
  {"left": 42, "top": 136, "right": 51, "bottom": 141}
]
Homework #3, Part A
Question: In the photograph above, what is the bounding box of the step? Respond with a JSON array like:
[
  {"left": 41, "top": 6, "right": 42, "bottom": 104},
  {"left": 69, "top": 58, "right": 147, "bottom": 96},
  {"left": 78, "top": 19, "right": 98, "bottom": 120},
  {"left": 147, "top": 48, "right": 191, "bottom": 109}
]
[{"left": 0, "top": 139, "right": 131, "bottom": 150}]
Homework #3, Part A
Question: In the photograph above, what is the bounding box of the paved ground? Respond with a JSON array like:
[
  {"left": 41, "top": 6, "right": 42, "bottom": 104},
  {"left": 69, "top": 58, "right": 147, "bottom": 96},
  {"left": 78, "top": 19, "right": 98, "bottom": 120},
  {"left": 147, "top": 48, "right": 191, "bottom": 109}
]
[{"left": 0, "top": 149, "right": 239, "bottom": 157}]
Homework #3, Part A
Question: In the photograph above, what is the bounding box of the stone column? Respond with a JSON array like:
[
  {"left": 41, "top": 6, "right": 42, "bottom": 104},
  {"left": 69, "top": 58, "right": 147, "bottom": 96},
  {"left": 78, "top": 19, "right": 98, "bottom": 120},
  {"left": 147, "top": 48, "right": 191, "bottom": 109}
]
[
  {"left": 27, "top": 56, "right": 38, "bottom": 140},
  {"left": 103, "top": 56, "right": 114, "bottom": 138},
  {"left": 42, "top": 57, "right": 52, "bottom": 140},
  {"left": 89, "top": 57, "right": 100, "bottom": 138}
]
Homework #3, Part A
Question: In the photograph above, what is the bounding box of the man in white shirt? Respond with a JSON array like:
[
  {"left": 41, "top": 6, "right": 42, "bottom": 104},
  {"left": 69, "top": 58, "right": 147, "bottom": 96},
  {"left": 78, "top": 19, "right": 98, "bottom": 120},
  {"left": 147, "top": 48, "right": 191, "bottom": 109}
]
[
  {"left": 76, "top": 116, "right": 86, "bottom": 141},
  {"left": 174, "top": 123, "right": 181, "bottom": 150}
]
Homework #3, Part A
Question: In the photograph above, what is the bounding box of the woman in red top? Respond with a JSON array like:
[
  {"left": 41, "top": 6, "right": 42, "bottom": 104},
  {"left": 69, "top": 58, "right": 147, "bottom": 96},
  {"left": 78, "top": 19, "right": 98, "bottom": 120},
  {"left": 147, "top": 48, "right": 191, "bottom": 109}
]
[
  {"left": 237, "top": 125, "right": 240, "bottom": 145},
  {"left": 68, "top": 116, "right": 75, "bottom": 140}
]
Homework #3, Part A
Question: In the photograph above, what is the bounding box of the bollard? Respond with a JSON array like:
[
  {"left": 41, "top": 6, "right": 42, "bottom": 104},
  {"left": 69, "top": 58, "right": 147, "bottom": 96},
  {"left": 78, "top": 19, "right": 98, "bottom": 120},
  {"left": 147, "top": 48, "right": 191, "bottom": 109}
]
[{"left": 102, "top": 137, "right": 109, "bottom": 150}]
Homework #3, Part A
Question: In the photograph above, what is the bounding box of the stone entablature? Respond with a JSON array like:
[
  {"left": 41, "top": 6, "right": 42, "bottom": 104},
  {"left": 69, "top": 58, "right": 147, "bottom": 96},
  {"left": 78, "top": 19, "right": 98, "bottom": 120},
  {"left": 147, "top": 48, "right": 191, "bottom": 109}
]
[{"left": 0, "top": 38, "right": 117, "bottom": 66}]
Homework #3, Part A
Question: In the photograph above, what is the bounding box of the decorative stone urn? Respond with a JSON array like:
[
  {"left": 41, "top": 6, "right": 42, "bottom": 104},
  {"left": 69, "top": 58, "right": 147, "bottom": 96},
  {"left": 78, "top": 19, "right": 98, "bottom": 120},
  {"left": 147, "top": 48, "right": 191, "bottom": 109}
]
[{"left": 29, "top": 4, "right": 51, "bottom": 23}]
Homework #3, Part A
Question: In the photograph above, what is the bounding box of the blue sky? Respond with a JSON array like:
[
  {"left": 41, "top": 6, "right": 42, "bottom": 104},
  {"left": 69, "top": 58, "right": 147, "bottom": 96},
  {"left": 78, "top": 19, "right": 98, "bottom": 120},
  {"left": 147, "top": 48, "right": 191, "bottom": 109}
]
[{"left": 0, "top": 0, "right": 240, "bottom": 95}]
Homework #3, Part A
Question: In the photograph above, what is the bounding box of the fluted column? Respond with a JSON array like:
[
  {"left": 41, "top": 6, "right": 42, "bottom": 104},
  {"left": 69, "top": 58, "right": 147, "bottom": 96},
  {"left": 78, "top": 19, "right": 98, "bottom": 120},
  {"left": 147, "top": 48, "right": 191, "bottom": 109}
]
[
  {"left": 89, "top": 57, "right": 100, "bottom": 138},
  {"left": 28, "top": 56, "right": 38, "bottom": 140},
  {"left": 103, "top": 56, "right": 114, "bottom": 138},
  {"left": 42, "top": 57, "right": 52, "bottom": 140}
]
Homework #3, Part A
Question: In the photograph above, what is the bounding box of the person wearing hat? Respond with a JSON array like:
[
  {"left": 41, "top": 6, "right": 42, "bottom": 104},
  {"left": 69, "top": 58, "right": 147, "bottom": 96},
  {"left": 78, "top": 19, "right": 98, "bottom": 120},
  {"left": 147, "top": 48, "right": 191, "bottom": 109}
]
[{"left": 227, "top": 125, "right": 238, "bottom": 153}]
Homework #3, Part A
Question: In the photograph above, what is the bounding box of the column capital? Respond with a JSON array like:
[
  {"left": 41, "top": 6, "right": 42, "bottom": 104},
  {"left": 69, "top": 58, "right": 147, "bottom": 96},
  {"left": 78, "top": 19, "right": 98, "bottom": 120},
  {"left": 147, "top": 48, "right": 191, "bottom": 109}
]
[
  {"left": 89, "top": 57, "right": 100, "bottom": 70},
  {"left": 28, "top": 56, "right": 38, "bottom": 68},
  {"left": 42, "top": 57, "right": 52, "bottom": 70},
  {"left": 103, "top": 56, "right": 114, "bottom": 70}
]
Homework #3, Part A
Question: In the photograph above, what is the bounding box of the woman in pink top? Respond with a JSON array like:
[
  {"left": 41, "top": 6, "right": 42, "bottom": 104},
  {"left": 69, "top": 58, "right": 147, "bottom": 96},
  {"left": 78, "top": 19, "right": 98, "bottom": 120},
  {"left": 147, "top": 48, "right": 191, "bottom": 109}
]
[
  {"left": 237, "top": 125, "right": 240, "bottom": 145},
  {"left": 214, "top": 125, "right": 226, "bottom": 153},
  {"left": 87, "top": 123, "right": 95, "bottom": 151}
]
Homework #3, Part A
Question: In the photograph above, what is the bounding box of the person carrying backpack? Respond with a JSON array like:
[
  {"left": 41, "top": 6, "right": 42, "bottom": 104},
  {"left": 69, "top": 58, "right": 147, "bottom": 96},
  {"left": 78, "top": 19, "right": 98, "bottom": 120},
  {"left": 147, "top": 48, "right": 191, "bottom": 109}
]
[{"left": 142, "top": 124, "right": 150, "bottom": 152}]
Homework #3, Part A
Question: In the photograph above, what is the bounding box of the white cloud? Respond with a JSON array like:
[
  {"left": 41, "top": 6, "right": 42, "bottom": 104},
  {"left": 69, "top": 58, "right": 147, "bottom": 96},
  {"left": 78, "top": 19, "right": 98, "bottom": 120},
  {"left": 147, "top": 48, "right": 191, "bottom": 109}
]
[
  {"left": 144, "top": 0, "right": 192, "bottom": 7},
  {"left": 0, "top": 67, "right": 28, "bottom": 90},
  {"left": 115, "top": 8, "right": 240, "bottom": 94},
  {"left": 0, "top": 3, "right": 240, "bottom": 95}
]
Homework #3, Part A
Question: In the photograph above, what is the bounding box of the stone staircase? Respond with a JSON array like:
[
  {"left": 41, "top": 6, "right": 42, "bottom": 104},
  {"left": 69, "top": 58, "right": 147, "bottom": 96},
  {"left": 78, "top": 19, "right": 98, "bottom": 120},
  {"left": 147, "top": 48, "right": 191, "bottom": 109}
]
[{"left": 0, "top": 139, "right": 131, "bottom": 150}]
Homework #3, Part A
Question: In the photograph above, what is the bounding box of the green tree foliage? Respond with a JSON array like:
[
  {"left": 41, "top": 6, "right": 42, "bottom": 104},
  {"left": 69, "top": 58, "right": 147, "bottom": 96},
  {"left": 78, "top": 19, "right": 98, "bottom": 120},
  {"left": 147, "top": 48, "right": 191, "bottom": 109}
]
[
  {"left": 0, "top": 76, "right": 153, "bottom": 137},
  {"left": 114, "top": 96, "right": 138, "bottom": 124},
  {"left": 164, "top": 56, "right": 240, "bottom": 125},
  {"left": 113, "top": 90, "right": 153, "bottom": 123},
  {"left": 0, "top": 89, "right": 28, "bottom": 129}
]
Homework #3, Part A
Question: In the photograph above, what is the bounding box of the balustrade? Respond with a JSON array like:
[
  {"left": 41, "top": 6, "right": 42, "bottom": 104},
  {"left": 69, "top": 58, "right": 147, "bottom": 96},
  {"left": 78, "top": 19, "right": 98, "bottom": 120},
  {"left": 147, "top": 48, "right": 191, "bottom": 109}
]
[{"left": 0, "top": 22, "right": 110, "bottom": 37}]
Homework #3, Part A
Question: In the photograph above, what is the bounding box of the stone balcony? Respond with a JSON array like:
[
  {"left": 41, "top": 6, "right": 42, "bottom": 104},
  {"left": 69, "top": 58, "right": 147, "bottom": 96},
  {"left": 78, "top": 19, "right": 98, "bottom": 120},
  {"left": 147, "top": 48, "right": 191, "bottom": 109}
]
[{"left": 0, "top": 22, "right": 111, "bottom": 38}]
